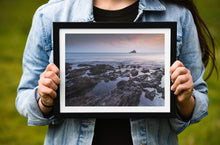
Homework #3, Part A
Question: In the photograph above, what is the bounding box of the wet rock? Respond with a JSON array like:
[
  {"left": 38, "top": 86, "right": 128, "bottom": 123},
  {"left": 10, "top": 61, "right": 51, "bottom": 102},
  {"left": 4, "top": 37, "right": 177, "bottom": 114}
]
[
  {"left": 141, "top": 82, "right": 153, "bottom": 88},
  {"left": 131, "top": 65, "right": 136, "bottom": 69},
  {"left": 83, "top": 93, "right": 104, "bottom": 106},
  {"left": 103, "top": 80, "right": 142, "bottom": 106},
  {"left": 100, "top": 72, "right": 118, "bottom": 81},
  {"left": 133, "top": 74, "right": 148, "bottom": 82},
  {"left": 141, "top": 68, "right": 149, "bottom": 73},
  {"left": 126, "top": 65, "right": 130, "bottom": 68},
  {"left": 118, "top": 64, "right": 125, "bottom": 69},
  {"left": 66, "top": 93, "right": 103, "bottom": 106},
  {"left": 67, "top": 68, "right": 88, "bottom": 79},
  {"left": 66, "top": 63, "right": 73, "bottom": 72},
  {"left": 121, "top": 69, "right": 130, "bottom": 77},
  {"left": 151, "top": 69, "right": 163, "bottom": 78},
  {"left": 156, "top": 87, "right": 164, "bottom": 99},
  {"left": 65, "top": 63, "right": 165, "bottom": 106},
  {"left": 156, "top": 86, "right": 163, "bottom": 93},
  {"left": 131, "top": 69, "right": 138, "bottom": 76},
  {"left": 137, "top": 65, "right": 141, "bottom": 69},
  {"left": 117, "top": 80, "right": 127, "bottom": 89},
  {"left": 161, "top": 91, "right": 165, "bottom": 99},
  {"left": 66, "top": 77, "right": 99, "bottom": 98},
  {"left": 88, "top": 64, "right": 114, "bottom": 75},
  {"left": 115, "top": 70, "right": 121, "bottom": 75},
  {"left": 108, "top": 72, "right": 118, "bottom": 81},
  {"left": 90, "top": 80, "right": 142, "bottom": 106},
  {"left": 78, "top": 64, "right": 93, "bottom": 67},
  {"left": 145, "top": 89, "right": 156, "bottom": 101}
]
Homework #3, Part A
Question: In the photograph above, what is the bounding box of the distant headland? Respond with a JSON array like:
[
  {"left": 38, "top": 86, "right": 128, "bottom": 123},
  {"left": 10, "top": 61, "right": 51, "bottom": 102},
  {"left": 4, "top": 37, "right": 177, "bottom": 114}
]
[{"left": 129, "top": 50, "right": 136, "bottom": 53}]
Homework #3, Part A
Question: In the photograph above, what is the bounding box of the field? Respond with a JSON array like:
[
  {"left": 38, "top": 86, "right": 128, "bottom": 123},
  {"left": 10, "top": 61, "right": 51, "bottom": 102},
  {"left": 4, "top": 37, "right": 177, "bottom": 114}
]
[{"left": 0, "top": 0, "right": 219, "bottom": 144}]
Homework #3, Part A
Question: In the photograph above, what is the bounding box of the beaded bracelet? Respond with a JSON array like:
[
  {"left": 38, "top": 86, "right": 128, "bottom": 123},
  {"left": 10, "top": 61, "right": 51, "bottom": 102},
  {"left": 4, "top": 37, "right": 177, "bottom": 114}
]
[{"left": 40, "top": 99, "right": 54, "bottom": 108}]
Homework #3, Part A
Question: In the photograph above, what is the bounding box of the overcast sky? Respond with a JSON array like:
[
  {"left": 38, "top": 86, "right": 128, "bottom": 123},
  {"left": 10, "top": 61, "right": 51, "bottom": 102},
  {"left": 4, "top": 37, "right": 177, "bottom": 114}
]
[{"left": 65, "top": 34, "right": 164, "bottom": 53}]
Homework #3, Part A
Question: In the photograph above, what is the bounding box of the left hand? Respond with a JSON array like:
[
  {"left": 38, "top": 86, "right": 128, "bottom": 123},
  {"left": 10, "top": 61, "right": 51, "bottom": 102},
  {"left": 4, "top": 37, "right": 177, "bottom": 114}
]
[{"left": 170, "top": 60, "right": 195, "bottom": 120}]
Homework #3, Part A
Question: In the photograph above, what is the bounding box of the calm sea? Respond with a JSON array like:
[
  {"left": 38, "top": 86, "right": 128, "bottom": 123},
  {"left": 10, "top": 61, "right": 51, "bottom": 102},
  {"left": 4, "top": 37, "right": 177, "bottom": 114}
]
[{"left": 66, "top": 52, "right": 164, "bottom": 67}]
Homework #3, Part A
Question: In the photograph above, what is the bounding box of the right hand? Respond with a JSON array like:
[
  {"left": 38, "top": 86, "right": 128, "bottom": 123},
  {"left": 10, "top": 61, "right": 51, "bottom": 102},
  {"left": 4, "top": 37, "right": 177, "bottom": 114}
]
[{"left": 38, "top": 63, "right": 60, "bottom": 113}]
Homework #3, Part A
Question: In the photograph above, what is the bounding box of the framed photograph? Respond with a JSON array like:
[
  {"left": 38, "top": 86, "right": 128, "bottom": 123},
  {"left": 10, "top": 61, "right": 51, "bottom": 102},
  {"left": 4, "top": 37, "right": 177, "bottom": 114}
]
[{"left": 53, "top": 22, "right": 176, "bottom": 118}]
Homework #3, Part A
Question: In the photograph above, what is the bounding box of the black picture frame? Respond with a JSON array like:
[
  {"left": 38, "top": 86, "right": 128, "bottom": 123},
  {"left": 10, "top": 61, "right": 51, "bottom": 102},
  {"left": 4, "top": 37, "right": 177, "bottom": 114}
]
[{"left": 53, "top": 22, "right": 176, "bottom": 118}]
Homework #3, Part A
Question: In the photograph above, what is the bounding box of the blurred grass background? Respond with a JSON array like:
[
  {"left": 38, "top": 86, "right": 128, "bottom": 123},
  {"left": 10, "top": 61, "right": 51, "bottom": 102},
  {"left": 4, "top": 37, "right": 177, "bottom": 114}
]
[{"left": 0, "top": 0, "right": 219, "bottom": 144}]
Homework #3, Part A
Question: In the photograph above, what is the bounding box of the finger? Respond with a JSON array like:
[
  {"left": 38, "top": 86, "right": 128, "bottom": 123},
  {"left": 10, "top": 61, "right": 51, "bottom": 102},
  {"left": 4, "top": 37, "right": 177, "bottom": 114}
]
[
  {"left": 176, "top": 88, "right": 193, "bottom": 103},
  {"left": 44, "top": 71, "right": 60, "bottom": 85},
  {"left": 40, "top": 78, "right": 58, "bottom": 91},
  {"left": 170, "top": 60, "right": 184, "bottom": 75},
  {"left": 171, "top": 67, "right": 189, "bottom": 83},
  {"left": 174, "top": 80, "right": 193, "bottom": 95},
  {"left": 171, "top": 74, "right": 188, "bottom": 91},
  {"left": 46, "top": 63, "right": 59, "bottom": 75},
  {"left": 38, "top": 84, "right": 57, "bottom": 99},
  {"left": 40, "top": 71, "right": 46, "bottom": 79}
]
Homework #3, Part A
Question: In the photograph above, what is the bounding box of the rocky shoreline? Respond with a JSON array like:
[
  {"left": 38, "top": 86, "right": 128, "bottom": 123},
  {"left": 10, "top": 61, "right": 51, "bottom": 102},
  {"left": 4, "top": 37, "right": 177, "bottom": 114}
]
[{"left": 65, "top": 62, "right": 164, "bottom": 106}]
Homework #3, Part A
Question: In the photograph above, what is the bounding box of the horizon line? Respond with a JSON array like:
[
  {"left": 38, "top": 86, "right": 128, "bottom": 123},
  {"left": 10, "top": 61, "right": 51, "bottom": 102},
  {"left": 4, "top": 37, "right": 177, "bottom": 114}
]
[{"left": 66, "top": 52, "right": 164, "bottom": 54}]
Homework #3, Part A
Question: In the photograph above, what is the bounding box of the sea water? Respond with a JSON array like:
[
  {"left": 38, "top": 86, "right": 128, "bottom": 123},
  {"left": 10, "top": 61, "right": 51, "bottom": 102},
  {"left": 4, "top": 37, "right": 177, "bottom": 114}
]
[{"left": 66, "top": 52, "right": 164, "bottom": 67}]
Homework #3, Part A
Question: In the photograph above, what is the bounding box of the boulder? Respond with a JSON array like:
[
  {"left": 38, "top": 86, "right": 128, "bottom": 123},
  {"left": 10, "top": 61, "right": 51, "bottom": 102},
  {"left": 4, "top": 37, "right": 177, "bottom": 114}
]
[
  {"left": 145, "top": 89, "right": 156, "bottom": 101},
  {"left": 131, "top": 69, "right": 138, "bottom": 76}
]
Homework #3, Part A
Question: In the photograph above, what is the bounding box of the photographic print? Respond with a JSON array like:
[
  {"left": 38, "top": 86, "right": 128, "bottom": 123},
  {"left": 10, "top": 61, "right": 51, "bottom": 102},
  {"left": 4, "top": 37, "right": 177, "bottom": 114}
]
[
  {"left": 65, "top": 34, "right": 165, "bottom": 106},
  {"left": 53, "top": 22, "right": 176, "bottom": 118}
]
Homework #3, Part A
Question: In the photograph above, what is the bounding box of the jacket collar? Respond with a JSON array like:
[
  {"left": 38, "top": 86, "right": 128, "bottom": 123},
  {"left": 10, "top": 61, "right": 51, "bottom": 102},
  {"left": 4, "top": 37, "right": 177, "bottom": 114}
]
[
  {"left": 139, "top": 0, "right": 166, "bottom": 11},
  {"left": 67, "top": 0, "right": 166, "bottom": 22}
]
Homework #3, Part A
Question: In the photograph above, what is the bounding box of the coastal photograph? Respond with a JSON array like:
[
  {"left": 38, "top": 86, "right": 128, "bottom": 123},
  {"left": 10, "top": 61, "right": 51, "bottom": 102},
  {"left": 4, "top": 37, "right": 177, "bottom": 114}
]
[{"left": 65, "top": 33, "right": 165, "bottom": 106}]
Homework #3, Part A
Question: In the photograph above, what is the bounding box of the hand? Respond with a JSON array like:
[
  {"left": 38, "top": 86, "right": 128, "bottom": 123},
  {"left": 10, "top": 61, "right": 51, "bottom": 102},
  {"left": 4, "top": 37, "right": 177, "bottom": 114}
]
[
  {"left": 38, "top": 63, "right": 60, "bottom": 114},
  {"left": 170, "top": 60, "right": 195, "bottom": 120}
]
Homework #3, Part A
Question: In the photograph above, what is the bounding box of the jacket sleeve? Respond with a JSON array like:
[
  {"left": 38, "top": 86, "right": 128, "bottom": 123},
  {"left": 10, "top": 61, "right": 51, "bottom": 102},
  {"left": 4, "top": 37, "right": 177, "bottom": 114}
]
[
  {"left": 169, "top": 8, "right": 209, "bottom": 134},
  {"left": 16, "top": 8, "right": 55, "bottom": 126}
]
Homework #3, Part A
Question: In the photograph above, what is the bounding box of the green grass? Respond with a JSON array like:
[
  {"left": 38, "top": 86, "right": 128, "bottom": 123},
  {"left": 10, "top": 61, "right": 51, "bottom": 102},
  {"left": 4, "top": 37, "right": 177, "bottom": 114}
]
[
  {"left": 178, "top": 1, "right": 220, "bottom": 144},
  {"left": 0, "top": 0, "right": 219, "bottom": 145},
  {"left": 178, "top": 49, "right": 220, "bottom": 145},
  {"left": 0, "top": 0, "right": 48, "bottom": 144}
]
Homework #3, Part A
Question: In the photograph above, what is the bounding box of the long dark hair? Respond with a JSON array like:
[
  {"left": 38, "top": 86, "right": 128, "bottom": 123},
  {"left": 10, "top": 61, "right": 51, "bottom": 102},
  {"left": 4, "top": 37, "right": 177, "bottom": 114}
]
[{"left": 162, "top": 0, "right": 217, "bottom": 80}]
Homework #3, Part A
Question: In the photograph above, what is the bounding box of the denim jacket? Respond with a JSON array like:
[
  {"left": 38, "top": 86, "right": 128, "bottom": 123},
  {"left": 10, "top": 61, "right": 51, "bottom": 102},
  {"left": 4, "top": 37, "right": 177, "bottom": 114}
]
[{"left": 16, "top": 0, "right": 209, "bottom": 145}]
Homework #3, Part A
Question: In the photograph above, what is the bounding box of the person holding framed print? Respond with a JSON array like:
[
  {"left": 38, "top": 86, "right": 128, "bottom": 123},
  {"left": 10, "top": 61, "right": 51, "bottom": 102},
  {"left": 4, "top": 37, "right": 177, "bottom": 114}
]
[{"left": 16, "top": 0, "right": 217, "bottom": 145}]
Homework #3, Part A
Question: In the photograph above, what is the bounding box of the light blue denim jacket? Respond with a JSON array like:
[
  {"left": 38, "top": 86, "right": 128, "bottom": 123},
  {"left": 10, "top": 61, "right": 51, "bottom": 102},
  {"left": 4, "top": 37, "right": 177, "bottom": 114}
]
[{"left": 16, "top": 0, "right": 209, "bottom": 145}]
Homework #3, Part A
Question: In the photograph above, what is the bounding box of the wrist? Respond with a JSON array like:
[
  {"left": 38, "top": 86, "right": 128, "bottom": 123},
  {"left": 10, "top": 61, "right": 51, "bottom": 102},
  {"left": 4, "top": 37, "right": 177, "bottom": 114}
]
[
  {"left": 38, "top": 98, "right": 53, "bottom": 115},
  {"left": 177, "top": 96, "right": 195, "bottom": 121},
  {"left": 40, "top": 98, "right": 54, "bottom": 108}
]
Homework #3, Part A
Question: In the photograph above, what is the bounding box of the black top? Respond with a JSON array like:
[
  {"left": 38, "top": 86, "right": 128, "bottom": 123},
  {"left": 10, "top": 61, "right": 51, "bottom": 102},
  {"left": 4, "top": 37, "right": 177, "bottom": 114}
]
[
  {"left": 92, "top": 1, "right": 139, "bottom": 145},
  {"left": 92, "top": 118, "right": 133, "bottom": 145},
  {"left": 93, "top": 0, "right": 139, "bottom": 22}
]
